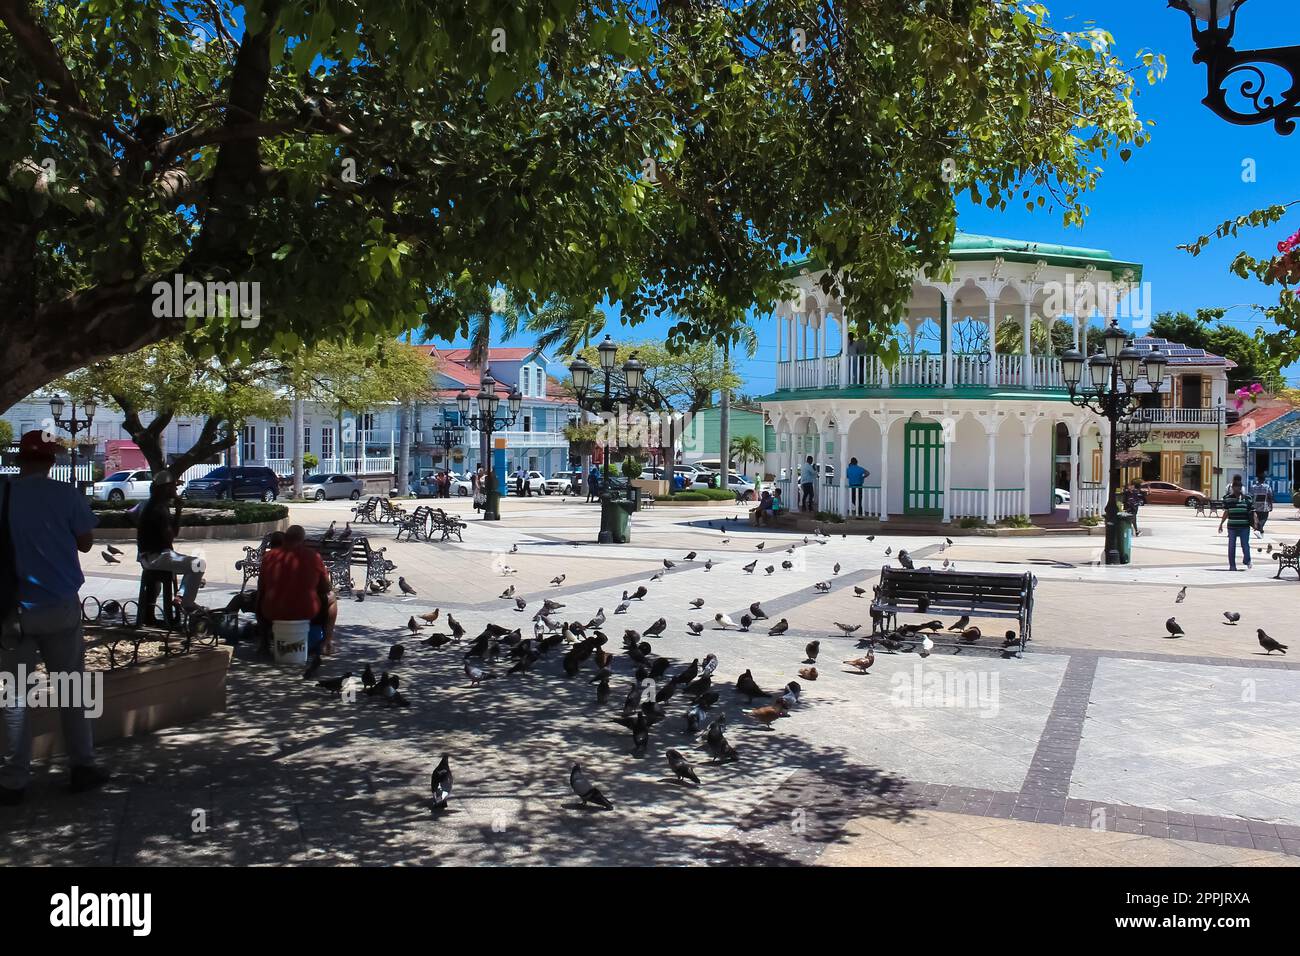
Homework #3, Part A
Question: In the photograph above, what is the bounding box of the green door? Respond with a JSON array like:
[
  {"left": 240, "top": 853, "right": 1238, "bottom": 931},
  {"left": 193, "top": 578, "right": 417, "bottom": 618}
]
[{"left": 904, "top": 421, "right": 944, "bottom": 516}]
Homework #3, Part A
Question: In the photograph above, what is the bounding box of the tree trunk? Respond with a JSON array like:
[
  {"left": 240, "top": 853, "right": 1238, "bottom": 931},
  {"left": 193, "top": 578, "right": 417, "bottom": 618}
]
[
  {"left": 292, "top": 396, "right": 304, "bottom": 498},
  {"left": 167, "top": 416, "right": 237, "bottom": 479},
  {"left": 719, "top": 340, "right": 731, "bottom": 490},
  {"left": 397, "top": 401, "right": 412, "bottom": 495}
]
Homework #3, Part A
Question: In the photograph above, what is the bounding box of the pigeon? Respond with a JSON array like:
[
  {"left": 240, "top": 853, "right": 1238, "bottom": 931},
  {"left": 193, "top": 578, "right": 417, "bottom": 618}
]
[
  {"left": 424, "top": 633, "right": 452, "bottom": 649},
  {"left": 745, "top": 705, "right": 789, "bottom": 729},
  {"left": 898, "top": 550, "right": 915, "bottom": 570},
  {"left": 464, "top": 660, "right": 495, "bottom": 684},
  {"left": 322, "top": 521, "right": 336, "bottom": 541},
  {"left": 920, "top": 634, "right": 934, "bottom": 658},
  {"left": 551, "top": 574, "right": 566, "bottom": 586},
  {"left": 782, "top": 560, "right": 794, "bottom": 570},
  {"left": 398, "top": 577, "right": 416, "bottom": 596},
  {"left": 686, "top": 621, "right": 705, "bottom": 635},
  {"left": 302, "top": 654, "right": 322, "bottom": 679},
  {"left": 361, "top": 664, "right": 376, "bottom": 688},
  {"left": 833, "top": 622, "right": 860, "bottom": 636},
  {"left": 756, "top": 542, "right": 765, "bottom": 550},
  {"left": 105, "top": 544, "right": 123, "bottom": 556},
  {"left": 842, "top": 652, "right": 875, "bottom": 673},
  {"left": 666, "top": 748, "right": 700, "bottom": 785},
  {"left": 1165, "top": 617, "right": 1184, "bottom": 638},
  {"left": 389, "top": 643, "right": 405, "bottom": 661},
  {"left": 742, "top": 560, "right": 758, "bottom": 574},
  {"left": 958, "top": 626, "right": 982, "bottom": 644},
  {"left": 407, "top": 616, "right": 422, "bottom": 635},
  {"left": 700, "top": 654, "right": 718, "bottom": 678},
  {"left": 430, "top": 755, "right": 453, "bottom": 811},
  {"left": 338, "top": 522, "right": 352, "bottom": 542},
  {"left": 715, "top": 612, "right": 736, "bottom": 630},
  {"left": 689, "top": 598, "right": 705, "bottom": 609},
  {"left": 515, "top": 597, "right": 527, "bottom": 611},
  {"left": 570, "top": 763, "right": 614, "bottom": 810},
  {"left": 1223, "top": 611, "right": 1241, "bottom": 625},
  {"left": 500, "top": 585, "right": 516, "bottom": 599},
  {"left": 768, "top": 618, "right": 789, "bottom": 636},
  {"left": 775, "top": 681, "right": 801, "bottom": 710},
  {"left": 447, "top": 615, "right": 464, "bottom": 641},
  {"left": 813, "top": 581, "right": 831, "bottom": 592},
  {"left": 867, "top": 535, "right": 875, "bottom": 542},
  {"left": 650, "top": 572, "right": 664, "bottom": 582},
  {"left": 704, "top": 559, "right": 713, "bottom": 571},
  {"left": 948, "top": 615, "right": 970, "bottom": 631},
  {"left": 586, "top": 608, "right": 606, "bottom": 629},
  {"left": 885, "top": 546, "right": 892, "bottom": 556},
  {"left": 510, "top": 543, "right": 518, "bottom": 553},
  {"left": 316, "top": 672, "right": 352, "bottom": 695},
  {"left": 644, "top": 617, "right": 667, "bottom": 638},
  {"left": 804, "top": 640, "right": 820, "bottom": 663},
  {"left": 684, "top": 552, "right": 697, "bottom": 561},
  {"left": 833, "top": 563, "right": 841, "bottom": 575},
  {"left": 596, "top": 676, "right": 611, "bottom": 704},
  {"left": 750, "top": 602, "right": 768, "bottom": 620},
  {"left": 500, "top": 565, "right": 518, "bottom": 575},
  {"left": 1175, "top": 586, "right": 1187, "bottom": 604},
  {"left": 663, "top": 559, "right": 676, "bottom": 569},
  {"left": 1002, "top": 630, "right": 1020, "bottom": 647},
  {"left": 735, "top": 669, "right": 768, "bottom": 701},
  {"left": 765, "top": 566, "right": 775, "bottom": 576},
  {"left": 101, "top": 551, "right": 120, "bottom": 564},
  {"left": 853, "top": 586, "right": 867, "bottom": 597},
  {"left": 614, "top": 599, "right": 631, "bottom": 614},
  {"left": 629, "top": 586, "right": 648, "bottom": 601},
  {"left": 799, "top": 666, "right": 818, "bottom": 681},
  {"left": 418, "top": 610, "right": 441, "bottom": 624},
  {"left": 1257, "top": 629, "right": 1287, "bottom": 654}
]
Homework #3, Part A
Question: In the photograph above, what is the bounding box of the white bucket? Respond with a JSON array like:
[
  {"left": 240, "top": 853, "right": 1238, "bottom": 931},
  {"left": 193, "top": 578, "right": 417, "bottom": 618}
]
[{"left": 272, "top": 620, "right": 311, "bottom": 666}]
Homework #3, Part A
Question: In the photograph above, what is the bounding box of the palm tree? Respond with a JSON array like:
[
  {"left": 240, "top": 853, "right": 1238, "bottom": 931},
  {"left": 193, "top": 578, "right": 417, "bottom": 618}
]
[
  {"left": 525, "top": 299, "right": 606, "bottom": 357},
  {"left": 729, "top": 433, "right": 765, "bottom": 479},
  {"left": 996, "top": 317, "right": 1051, "bottom": 354}
]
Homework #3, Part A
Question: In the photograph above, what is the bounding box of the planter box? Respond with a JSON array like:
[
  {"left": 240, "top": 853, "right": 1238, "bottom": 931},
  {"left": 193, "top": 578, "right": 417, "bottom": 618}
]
[
  {"left": 655, "top": 498, "right": 728, "bottom": 507},
  {"left": 94, "top": 517, "right": 289, "bottom": 542},
  {"left": 633, "top": 479, "right": 669, "bottom": 498},
  {"left": 28, "top": 645, "right": 232, "bottom": 760}
]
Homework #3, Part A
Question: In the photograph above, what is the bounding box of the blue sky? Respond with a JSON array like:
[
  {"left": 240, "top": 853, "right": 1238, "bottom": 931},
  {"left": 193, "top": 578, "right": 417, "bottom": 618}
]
[{"left": 432, "top": 1, "right": 1299, "bottom": 393}]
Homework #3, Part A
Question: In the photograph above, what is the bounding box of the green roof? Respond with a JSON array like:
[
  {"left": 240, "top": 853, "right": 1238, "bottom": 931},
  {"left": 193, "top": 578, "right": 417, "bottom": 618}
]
[{"left": 783, "top": 231, "right": 1143, "bottom": 284}]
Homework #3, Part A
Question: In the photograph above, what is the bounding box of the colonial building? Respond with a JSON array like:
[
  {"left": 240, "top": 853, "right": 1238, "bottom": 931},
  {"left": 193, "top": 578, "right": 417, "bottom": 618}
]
[
  {"left": 758, "top": 233, "right": 1163, "bottom": 523},
  {"left": 1227, "top": 403, "right": 1300, "bottom": 503}
]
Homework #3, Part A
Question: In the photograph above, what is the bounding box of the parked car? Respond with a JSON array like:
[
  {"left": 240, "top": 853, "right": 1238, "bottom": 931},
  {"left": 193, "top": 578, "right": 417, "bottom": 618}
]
[
  {"left": 1054, "top": 487, "right": 1071, "bottom": 506},
  {"left": 543, "top": 473, "right": 575, "bottom": 494},
  {"left": 92, "top": 469, "right": 154, "bottom": 502},
  {"left": 1138, "top": 480, "right": 1209, "bottom": 507},
  {"left": 509, "top": 470, "right": 547, "bottom": 495},
  {"left": 415, "top": 472, "right": 474, "bottom": 497},
  {"left": 693, "top": 472, "right": 756, "bottom": 500},
  {"left": 182, "top": 465, "right": 280, "bottom": 501},
  {"left": 301, "top": 473, "right": 364, "bottom": 501}
]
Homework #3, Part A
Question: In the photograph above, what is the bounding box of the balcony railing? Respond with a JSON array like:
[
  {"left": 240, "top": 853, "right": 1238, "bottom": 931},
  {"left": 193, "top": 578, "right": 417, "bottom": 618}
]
[
  {"left": 259, "top": 456, "right": 396, "bottom": 476},
  {"left": 1129, "top": 407, "right": 1225, "bottom": 425},
  {"left": 780, "top": 353, "right": 1064, "bottom": 392},
  {"left": 495, "top": 429, "right": 568, "bottom": 445}
]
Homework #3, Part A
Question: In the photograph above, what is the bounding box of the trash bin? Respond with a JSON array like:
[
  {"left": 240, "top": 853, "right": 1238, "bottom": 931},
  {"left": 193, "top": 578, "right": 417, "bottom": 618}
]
[
  {"left": 600, "top": 495, "right": 635, "bottom": 543},
  {"left": 1115, "top": 511, "right": 1136, "bottom": 565}
]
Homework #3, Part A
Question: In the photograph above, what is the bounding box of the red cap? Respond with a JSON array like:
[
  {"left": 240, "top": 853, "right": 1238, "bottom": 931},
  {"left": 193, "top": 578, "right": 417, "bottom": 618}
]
[{"left": 16, "top": 430, "right": 59, "bottom": 462}]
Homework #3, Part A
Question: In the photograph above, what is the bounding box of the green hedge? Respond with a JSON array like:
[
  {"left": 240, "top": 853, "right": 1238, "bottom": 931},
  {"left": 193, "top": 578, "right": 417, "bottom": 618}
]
[
  {"left": 667, "top": 488, "right": 735, "bottom": 501},
  {"left": 93, "top": 501, "right": 288, "bottom": 528}
]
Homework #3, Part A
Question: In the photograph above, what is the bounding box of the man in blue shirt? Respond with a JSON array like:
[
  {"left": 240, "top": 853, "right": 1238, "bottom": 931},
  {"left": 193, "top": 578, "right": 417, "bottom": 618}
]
[
  {"left": 1, "top": 431, "right": 109, "bottom": 803},
  {"left": 799, "top": 456, "right": 817, "bottom": 512},
  {"left": 846, "top": 457, "right": 870, "bottom": 517}
]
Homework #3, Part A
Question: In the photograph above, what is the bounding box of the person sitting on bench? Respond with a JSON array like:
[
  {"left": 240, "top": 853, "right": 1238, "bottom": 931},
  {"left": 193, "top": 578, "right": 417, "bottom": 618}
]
[
  {"left": 256, "top": 525, "right": 338, "bottom": 656},
  {"left": 135, "top": 470, "right": 205, "bottom": 618},
  {"left": 755, "top": 490, "right": 774, "bottom": 525}
]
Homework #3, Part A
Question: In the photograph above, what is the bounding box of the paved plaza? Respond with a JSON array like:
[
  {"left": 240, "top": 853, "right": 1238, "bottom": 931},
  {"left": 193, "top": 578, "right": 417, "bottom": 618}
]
[{"left": 2, "top": 498, "right": 1299, "bottom": 866}]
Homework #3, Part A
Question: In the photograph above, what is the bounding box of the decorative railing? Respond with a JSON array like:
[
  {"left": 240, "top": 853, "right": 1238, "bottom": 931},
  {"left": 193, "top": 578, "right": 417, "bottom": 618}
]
[
  {"left": 494, "top": 429, "right": 569, "bottom": 445},
  {"left": 260, "top": 456, "right": 395, "bottom": 476},
  {"left": 1, "top": 462, "right": 94, "bottom": 482},
  {"left": 782, "top": 354, "right": 1062, "bottom": 392},
  {"left": 948, "top": 488, "right": 1026, "bottom": 521},
  {"left": 1077, "top": 482, "right": 1106, "bottom": 518},
  {"left": 1129, "top": 407, "right": 1225, "bottom": 425}
]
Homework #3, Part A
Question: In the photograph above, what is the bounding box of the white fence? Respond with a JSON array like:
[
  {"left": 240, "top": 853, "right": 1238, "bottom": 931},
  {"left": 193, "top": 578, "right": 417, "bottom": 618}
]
[
  {"left": 1077, "top": 482, "right": 1106, "bottom": 518},
  {"left": 259, "top": 456, "right": 395, "bottom": 477},
  {"left": 1130, "top": 407, "right": 1224, "bottom": 425},
  {"left": 947, "top": 488, "right": 1026, "bottom": 521},
  {"left": 0, "top": 463, "right": 95, "bottom": 482}
]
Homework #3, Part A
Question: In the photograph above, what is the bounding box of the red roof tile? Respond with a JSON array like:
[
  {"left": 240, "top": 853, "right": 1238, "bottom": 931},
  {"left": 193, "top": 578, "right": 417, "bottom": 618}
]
[{"left": 1227, "top": 403, "right": 1294, "bottom": 436}]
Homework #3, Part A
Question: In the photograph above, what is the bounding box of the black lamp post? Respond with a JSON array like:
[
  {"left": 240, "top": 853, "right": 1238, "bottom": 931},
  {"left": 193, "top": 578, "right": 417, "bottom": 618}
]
[
  {"left": 1061, "top": 321, "right": 1168, "bottom": 564},
  {"left": 48, "top": 394, "right": 96, "bottom": 487},
  {"left": 457, "top": 369, "right": 522, "bottom": 521},
  {"left": 568, "top": 335, "right": 646, "bottom": 543},
  {"left": 1169, "top": 0, "right": 1300, "bottom": 135}
]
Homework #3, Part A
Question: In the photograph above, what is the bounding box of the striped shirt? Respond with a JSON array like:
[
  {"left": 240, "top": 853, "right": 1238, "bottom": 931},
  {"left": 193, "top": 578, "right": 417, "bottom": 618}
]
[{"left": 1223, "top": 496, "right": 1253, "bottom": 529}]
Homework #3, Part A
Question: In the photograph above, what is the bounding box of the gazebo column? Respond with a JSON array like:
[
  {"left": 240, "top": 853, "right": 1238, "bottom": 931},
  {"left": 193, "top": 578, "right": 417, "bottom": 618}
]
[
  {"left": 838, "top": 419, "right": 850, "bottom": 517},
  {"left": 985, "top": 427, "right": 998, "bottom": 524},
  {"left": 1022, "top": 303, "right": 1034, "bottom": 390},
  {"left": 987, "top": 302, "right": 998, "bottom": 388},
  {"left": 942, "top": 297, "right": 954, "bottom": 389},
  {"left": 1068, "top": 422, "right": 1081, "bottom": 521},
  {"left": 941, "top": 427, "right": 953, "bottom": 523},
  {"left": 1022, "top": 424, "right": 1033, "bottom": 517},
  {"left": 839, "top": 315, "right": 850, "bottom": 386},
  {"left": 878, "top": 419, "right": 891, "bottom": 522}
]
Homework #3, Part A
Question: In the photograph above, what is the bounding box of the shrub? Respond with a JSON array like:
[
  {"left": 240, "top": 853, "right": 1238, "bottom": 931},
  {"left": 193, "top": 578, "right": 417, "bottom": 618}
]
[
  {"left": 1080, "top": 514, "right": 1101, "bottom": 527},
  {"left": 814, "top": 510, "right": 845, "bottom": 523},
  {"left": 998, "top": 514, "right": 1033, "bottom": 528},
  {"left": 302, "top": 452, "right": 319, "bottom": 470},
  {"left": 93, "top": 500, "right": 287, "bottom": 528},
  {"left": 958, "top": 516, "right": 987, "bottom": 529},
  {"left": 667, "top": 491, "right": 709, "bottom": 501}
]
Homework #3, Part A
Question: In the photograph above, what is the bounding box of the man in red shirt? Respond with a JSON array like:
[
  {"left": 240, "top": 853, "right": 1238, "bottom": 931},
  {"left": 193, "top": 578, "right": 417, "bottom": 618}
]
[{"left": 255, "top": 525, "right": 337, "bottom": 654}]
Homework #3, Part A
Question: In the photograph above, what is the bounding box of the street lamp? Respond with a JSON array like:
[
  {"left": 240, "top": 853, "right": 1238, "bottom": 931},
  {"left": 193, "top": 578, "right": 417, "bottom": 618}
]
[
  {"left": 568, "top": 334, "right": 646, "bottom": 543},
  {"left": 47, "top": 394, "right": 96, "bottom": 487},
  {"left": 1169, "top": 0, "right": 1300, "bottom": 135},
  {"left": 458, "top": 368, "right": 522, "bottom": 521},
  {"left": 1061, "top": 320, "right": 1168, "bottom": 564}
]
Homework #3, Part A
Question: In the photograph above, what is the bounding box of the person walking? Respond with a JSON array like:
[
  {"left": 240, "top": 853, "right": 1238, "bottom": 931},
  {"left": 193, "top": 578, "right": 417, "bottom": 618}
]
[
  {"left": 799, "top": 456, "right": 816, "bottom": 512},
  {"left": 1249, "top": 473, "right": 1274, "bottom": 534},
  {"left": 0, "top": 431, "right": 109, "bottom": 804},
  {"left": 1218, "top": 477, "right": 1256, "bottom": 571},
  {"left": 846, "top": 457, "right": 869, "bottom": 517},
  {"left": 1122, "top": 480, "right": 1145, "bottom": 537},
  {"left": 135, "top": 471, "right": 205, "bottom": 619}
]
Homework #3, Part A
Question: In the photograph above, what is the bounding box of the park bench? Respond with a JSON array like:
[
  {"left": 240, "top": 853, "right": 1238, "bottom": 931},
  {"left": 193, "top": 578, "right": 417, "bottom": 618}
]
[
  {"left": 640, "top": 495, "right": 656, "bottom": 510},
  {"left": 870, "top": 566, "right": 1035, "bottom": 656},
  {"left": 377, "top": 497, "right": 407, "bottom": 524},
  {"left": 395, "top": 506, "right": 433, "bottom": 542},
  {"left": 235, "top": 538, "right": 267, "bottom": 590},
  {"left": 1273, "top": 540, "right": 1300, "bottom": 580},
  {"left": 429, "top": 508, "right": 466, "bottom": 542},
  {"left": 748, "top": 505, "right": 795, "bottom": 527},
  {"left": 352, "top": 495, "right": 381, "bottom": 524}
]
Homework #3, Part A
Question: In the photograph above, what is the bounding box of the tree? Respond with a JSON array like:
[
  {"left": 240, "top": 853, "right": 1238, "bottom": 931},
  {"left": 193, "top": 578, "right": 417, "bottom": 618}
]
[
  {"left": 0, "top": 418, "right": 13, "bottom": 447},
  {"left": 730, "top": 434, "right": 765, "bottom": 479},
  {"left": 524, "top": 299, "right": 606, "bottom": 358},
  {"left": 1150, "top": 309, "right": 1286, "bottom": 392},
  {"left": 53, "top": 339, "right": 287, "bottom": 476},
  {"left": 2, "top": 1, "right": 1157, "bottom": 409}
]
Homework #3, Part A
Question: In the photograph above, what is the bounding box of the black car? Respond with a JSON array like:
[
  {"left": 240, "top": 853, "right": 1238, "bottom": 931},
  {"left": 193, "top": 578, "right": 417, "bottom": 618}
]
[{"left": 182, "top": 466, "right": 280, "bottom": 501}]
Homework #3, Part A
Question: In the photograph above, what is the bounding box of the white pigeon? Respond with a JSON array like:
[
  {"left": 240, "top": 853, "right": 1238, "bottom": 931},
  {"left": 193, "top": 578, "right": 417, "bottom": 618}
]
[
  {"left": 920, "top": 634, "right": 934, "bottom": 658},
  {"left": 501, "top": 565, "right": 518, "bottom": 575},
  {"left": 714, "top": 612, "right": 736, "bottom": 629}
]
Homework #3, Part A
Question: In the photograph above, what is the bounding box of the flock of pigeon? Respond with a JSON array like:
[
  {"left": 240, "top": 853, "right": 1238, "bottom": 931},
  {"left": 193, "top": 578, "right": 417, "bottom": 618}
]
[{"left": 1165, "top": 584, "right": 1287, "bottom": 654}]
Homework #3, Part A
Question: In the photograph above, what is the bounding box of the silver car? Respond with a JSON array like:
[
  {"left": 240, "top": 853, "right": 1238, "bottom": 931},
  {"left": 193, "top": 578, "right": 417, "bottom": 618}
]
[{"left": 301, "top": 473, "right": 364, "bottom": 500}]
